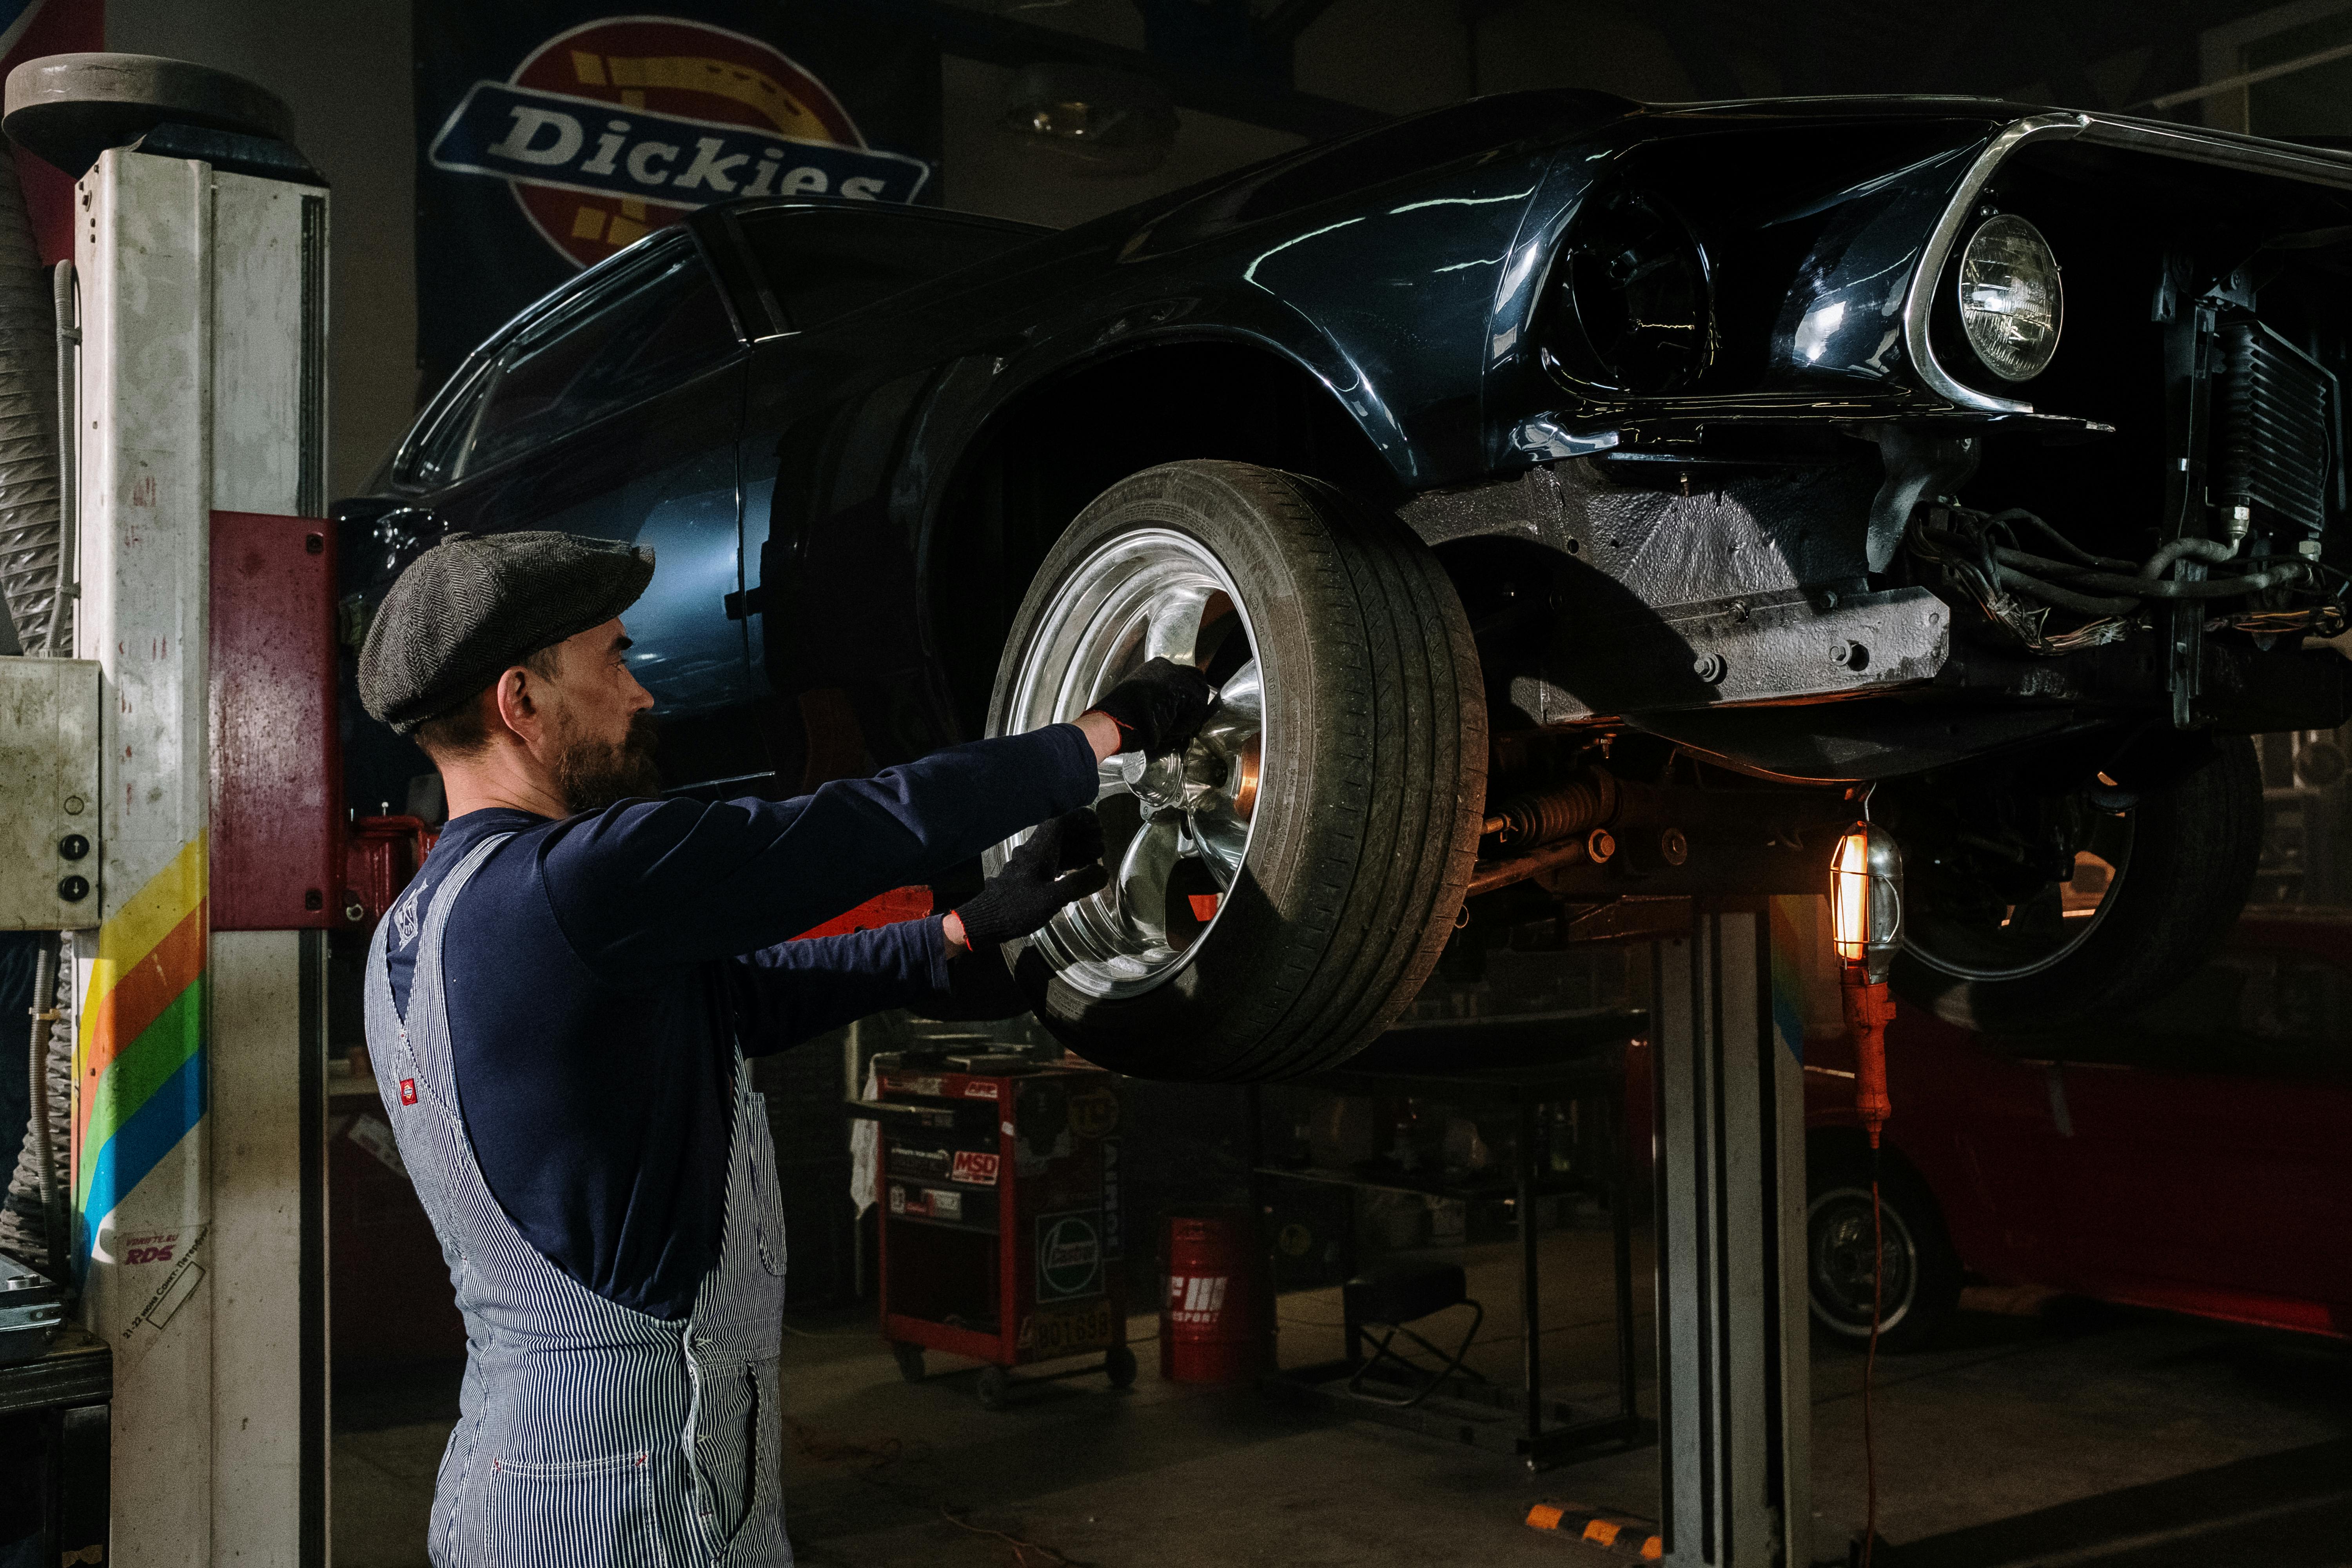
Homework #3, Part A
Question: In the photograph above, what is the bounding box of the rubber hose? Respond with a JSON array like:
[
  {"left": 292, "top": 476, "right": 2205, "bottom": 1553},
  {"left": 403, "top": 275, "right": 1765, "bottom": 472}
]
[
  {"left": 1991, "top": 561, "right": 2143, "bottom": 616},
  {"left": 1986, "top": 510, "right": 2138, "bottom": 572},
  {"left": 25, "top": 935, "right": 56, "bottom": 1274},
  {"left": 2141, "top": 536, "right": 2240, "bottom": 581},
  {"left": 1991, "top": 546, "right": 2302, "bottom": 600},
  {"left": 0, "top": 150, "right": 56, "bottom": 648},
  {"left": 2063, "top": 564, "right": 2299, "bottom": 599}
]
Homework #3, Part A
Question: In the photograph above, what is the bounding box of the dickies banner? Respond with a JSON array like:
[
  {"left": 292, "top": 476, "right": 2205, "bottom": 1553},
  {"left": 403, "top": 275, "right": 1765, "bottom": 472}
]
[{"left": 415, "top": 4, "right": 940, "bottom": 390}]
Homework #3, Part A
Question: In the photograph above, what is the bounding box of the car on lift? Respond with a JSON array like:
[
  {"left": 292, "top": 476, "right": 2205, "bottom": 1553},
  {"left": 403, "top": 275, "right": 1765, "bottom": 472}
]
[{"left": 341, "top": 90, "right": 2352, "bottom": 1080}]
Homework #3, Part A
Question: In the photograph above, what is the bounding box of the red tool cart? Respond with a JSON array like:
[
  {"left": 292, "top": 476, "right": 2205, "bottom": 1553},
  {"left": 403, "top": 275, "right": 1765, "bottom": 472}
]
[{"left": 865, "top": 1054, "right": 1133, "bottom": 1407}]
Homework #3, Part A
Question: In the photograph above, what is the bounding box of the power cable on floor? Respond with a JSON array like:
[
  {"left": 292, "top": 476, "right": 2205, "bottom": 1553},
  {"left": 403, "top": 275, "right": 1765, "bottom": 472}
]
[
  {"left": 941, "top": 1506, "right": 1078, "bottom": 1568},
  {"left": 1862, "top": 1149, "right": 1884, "bottom": 1568}
]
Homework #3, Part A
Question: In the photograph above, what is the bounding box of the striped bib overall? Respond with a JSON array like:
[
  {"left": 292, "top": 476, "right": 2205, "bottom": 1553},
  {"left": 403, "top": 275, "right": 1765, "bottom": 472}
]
[{"left": 364, "top": 833, "right": 793, "bottom": 1566}]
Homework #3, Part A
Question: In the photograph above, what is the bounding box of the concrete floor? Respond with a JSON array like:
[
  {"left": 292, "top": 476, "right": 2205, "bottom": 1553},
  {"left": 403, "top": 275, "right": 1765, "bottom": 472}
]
[{"left": 330, "top": 1227, "right": 2352, "bottom": 1566}]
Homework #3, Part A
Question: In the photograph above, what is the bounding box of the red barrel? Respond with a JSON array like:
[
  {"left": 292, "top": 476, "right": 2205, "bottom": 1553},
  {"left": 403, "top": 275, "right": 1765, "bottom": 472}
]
[{"left": 1159, "top": 1208, "right": 1269, "bottom": 1384}]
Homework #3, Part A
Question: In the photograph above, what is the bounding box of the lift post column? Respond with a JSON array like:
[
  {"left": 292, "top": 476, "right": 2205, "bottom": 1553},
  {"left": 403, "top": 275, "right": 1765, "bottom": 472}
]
[
  {"left": 65, "top": 120, "right": 331, "bottom": 1563},
  {"left": 1651, "top": 898, "right": 1814, "bottom": 1568}
]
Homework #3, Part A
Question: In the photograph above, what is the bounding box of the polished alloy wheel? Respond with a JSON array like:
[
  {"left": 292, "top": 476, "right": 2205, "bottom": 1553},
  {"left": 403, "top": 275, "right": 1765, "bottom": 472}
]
[
  {"left": 996, "top": 528, "right": 1263, "bottom": 999},
  {"left": 1902, "top": 797, "right": 2134, "bottom": 984}
]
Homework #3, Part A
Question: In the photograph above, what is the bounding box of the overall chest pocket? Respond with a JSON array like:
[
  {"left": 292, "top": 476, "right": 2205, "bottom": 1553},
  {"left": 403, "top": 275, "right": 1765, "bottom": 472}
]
[{"left": 485, "top": 1450, "right": 666, "bottom": 1568}]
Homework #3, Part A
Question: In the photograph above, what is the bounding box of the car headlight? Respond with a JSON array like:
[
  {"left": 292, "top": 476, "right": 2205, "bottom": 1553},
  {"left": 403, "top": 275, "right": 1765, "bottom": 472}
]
[
  {"left": 1545, "top": 188, "right": 1713, "bottom": 395},
  {"left": 1956, "top": 214, "right": 2062, "bottom": 382}
]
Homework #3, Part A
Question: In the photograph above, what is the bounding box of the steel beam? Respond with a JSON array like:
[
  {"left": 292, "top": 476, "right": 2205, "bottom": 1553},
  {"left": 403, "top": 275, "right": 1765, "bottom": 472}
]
[{"left": 1651, "top": 899, "right": 1812, "bottom": 1568}]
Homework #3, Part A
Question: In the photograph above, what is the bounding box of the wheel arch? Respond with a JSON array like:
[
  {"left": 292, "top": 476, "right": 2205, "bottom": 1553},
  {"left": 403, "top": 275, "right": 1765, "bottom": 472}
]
[
  {"left": 921, "top": 334, "right": 1410, "bottom": 738},
  {"left": 1805, "top": 1125, "right": 1942, "bottom": 1209}
]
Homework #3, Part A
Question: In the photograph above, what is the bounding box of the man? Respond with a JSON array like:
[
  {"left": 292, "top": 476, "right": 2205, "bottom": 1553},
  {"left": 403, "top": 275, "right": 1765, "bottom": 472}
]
[{"left": 355, "top": 530, "right": 1211, "bottom": 1567}]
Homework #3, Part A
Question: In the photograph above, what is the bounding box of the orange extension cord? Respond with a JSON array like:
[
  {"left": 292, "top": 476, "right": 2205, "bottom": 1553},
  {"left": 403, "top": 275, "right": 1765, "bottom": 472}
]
[{"left": 1841, "top": 969, "right": 1895, "bottom": 1568}]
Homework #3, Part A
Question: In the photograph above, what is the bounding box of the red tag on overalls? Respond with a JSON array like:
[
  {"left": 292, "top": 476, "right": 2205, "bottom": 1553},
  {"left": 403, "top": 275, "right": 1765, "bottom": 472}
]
[{"left": 399, "top": 1079, "right": 418, "bottom": 1105}]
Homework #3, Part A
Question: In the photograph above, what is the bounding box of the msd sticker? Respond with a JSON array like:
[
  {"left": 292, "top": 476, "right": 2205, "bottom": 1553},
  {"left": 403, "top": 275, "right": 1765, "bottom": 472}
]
[{"left": 950, "top": 1151, "right": 999, "bottom": 1187}]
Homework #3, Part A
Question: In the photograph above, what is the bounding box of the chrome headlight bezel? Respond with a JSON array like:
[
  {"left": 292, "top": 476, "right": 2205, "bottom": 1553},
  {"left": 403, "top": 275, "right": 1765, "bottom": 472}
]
[{"left": 1953, "top": 213, "right": 2063, "bottom": 383}]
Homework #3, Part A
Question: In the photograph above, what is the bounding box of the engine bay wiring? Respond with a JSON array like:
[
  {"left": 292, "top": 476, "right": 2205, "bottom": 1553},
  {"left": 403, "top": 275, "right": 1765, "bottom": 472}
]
[{"left": 1906, "top": 504, "right": 2348, "bottom": 655}]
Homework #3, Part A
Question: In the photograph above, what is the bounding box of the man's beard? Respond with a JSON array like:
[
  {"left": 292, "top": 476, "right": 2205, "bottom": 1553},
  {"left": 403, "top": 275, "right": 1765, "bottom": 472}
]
[{"left": 554, "top": 710, "right": 664, "bottom": 815}]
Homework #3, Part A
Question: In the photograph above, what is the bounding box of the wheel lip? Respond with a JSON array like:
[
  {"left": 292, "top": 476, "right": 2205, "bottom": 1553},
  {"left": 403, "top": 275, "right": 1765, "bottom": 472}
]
[
  {"left": 1904, "top": 812, "right": 2135, "bottom": 984},
  {"left": 991, "top": 523, "right": 1265, "bottom": 1001},
  {"left": 1806, "top": 1184, "right": 1919, "bottom": 1338}
]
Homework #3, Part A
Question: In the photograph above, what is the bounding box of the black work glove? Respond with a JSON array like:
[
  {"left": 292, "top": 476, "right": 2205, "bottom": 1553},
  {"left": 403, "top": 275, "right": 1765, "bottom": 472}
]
[
  {"left": 1086, "top": 657, "right": 1218, "bottom": 757},
  {"left": 955, "top": 810, "right": 1109, "bottom": 946}
]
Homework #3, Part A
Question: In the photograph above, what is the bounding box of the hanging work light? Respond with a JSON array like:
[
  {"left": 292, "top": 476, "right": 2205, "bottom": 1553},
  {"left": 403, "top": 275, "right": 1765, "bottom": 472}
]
[{"left": 1831, "top": 822, "right": 1904, "bottom": 1146}]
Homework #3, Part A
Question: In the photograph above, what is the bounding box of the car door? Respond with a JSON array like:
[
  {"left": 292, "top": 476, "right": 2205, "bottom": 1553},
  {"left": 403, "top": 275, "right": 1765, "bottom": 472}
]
[
  {"left": 424, "top": 234, "right": 758, "bottom": 746},
  {"left": 2053, "top": 935, "right": 2352, "bottom": 1320},
  {"left": 723, "top": 204, "right": 1044, "bottom": 777}
]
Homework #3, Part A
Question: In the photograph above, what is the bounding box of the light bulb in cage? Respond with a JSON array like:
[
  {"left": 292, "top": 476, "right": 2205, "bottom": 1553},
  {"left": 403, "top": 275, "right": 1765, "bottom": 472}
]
[{"left": 1831, "top": 822, "right": 1904, "bottom": 985}]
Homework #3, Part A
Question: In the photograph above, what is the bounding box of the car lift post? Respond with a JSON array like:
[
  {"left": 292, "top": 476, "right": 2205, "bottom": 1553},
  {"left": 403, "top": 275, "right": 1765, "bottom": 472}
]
[
  {"left": 1650, "top": 897, "right": 1816, "bottom": 1568},
  {"left": 63, "top": 124, "right": 332, "bottom": 1563}
]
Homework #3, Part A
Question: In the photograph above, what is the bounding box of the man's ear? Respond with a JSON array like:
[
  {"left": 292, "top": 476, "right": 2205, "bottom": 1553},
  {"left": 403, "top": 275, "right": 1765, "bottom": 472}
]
[{"left": 490, "top": 664, "right": 539, "bottom": 743}]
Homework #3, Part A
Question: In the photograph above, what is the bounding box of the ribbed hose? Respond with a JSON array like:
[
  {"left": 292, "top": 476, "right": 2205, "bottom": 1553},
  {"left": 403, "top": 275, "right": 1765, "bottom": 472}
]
[
  {"left": 2, "top": 937, "right": 71, "bottom": 1278},
  {"left": 0, "top": 150, "right": 57, "bottom": 646}
]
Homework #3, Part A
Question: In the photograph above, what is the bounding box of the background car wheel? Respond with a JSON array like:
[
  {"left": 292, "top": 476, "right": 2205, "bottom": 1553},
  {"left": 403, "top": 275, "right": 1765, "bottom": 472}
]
[
  {"left": 975, "top": 1365, "right": 1012, "bottom": 1410},
  {"left": 891, "top": 1342, "right": 926, "bottom": 1383},
  {"left": 987, "top": 460, "right": 1486, "bottom": 1081},
  {"left": 1806, "top": 1153, "right": 1961, "bottom": 1353},
  {"left": 1888, "top": 735, "right": 2261, "bottom": 1035},
  {"left": 1104, "top": 1343, "right": 1138, "bottom": 1388}
]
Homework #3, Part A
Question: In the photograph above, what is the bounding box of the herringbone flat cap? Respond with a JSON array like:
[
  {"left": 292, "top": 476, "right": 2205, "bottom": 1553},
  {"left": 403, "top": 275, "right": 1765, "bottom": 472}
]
[{"left": 359, "top": 530, "right": 654, "bottom": 733}]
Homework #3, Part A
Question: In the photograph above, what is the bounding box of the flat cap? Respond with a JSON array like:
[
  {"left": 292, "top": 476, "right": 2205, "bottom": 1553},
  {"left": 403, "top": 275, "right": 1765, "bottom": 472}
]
[{"left": 359, "top": 530, "right": 654, "bottom": 733}]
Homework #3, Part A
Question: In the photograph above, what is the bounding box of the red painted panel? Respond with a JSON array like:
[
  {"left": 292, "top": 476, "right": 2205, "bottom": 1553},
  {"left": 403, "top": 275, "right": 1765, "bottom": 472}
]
[
  {"left": 344, "top": 815, "right": 438, "bottom": 933},
  {"left": 792, "top": 884, "right": 933, "bottom": 940},
  {"left": 210, "top": 512, "right": 341, "bottom": 930}
]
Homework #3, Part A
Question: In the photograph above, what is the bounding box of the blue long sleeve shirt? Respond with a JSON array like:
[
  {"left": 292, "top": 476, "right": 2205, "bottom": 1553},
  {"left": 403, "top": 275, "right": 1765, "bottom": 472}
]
[{"left": 381, "top": 724, "right": 1098, "bottom": 1319}]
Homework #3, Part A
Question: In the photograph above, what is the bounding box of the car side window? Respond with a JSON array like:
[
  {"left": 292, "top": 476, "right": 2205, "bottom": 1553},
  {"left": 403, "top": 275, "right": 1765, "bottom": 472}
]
[
  {"left": 733, "top": 208, "right": 1036, "bottom": 332},
  {"left": 461, "top": 241, "right": 738, "bottom": 477},
  {"left": 2098, "top": 941, "right": 2352, "bottom": 1071},
  {"left": 398, "top": 358, "right": 494, "bottom": 490}
]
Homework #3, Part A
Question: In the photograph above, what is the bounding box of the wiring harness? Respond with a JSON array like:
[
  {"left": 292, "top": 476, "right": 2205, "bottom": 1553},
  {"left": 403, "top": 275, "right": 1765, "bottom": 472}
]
[{"left": 1906, "top": 504, "right": 2346, "bottom": 654}]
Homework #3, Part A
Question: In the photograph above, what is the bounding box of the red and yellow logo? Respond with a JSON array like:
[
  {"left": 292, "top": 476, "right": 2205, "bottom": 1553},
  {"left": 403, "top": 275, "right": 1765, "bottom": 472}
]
[{"left": 431, "top": 15, "right": 930, "bottom": 269}]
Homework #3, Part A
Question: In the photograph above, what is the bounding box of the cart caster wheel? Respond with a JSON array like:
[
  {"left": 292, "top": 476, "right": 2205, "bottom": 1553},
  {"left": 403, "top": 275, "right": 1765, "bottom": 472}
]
[
  {"left": 1104, "top": 1344, "right": 1137, "bottom": 1389},
  {"left": 975, "top": 1365, "right": 1011, "bottom": 1410},
  {"left": 891, "top": 1342, "right": 926, "bottom": 1383}
]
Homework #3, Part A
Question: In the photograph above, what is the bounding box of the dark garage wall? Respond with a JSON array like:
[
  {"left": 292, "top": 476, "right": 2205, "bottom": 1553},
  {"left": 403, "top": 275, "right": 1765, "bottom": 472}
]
[{"left": 110, "top": 0, "right": 416, "bottom": 503}]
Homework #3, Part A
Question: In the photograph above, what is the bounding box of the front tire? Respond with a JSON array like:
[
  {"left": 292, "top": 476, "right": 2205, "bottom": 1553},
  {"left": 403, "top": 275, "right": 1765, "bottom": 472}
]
[
  {"left": 1889, "top": 736, "right": 2261, "bottom": 1035},
  {"left": 987, "top": 461, "right": 1486, "bottom": 1081}
]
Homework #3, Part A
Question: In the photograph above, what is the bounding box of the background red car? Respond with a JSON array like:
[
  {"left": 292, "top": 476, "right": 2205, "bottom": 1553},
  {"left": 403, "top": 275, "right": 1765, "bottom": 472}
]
[{"left": 1796, "top": 912, "right": 2352, "bottom": 1349}]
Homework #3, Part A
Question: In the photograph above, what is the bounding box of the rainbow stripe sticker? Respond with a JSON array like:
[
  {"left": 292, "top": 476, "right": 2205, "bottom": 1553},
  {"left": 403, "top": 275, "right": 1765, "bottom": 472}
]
[{"left": 73, "top": 834, "right": 208, "bottom": 1253}]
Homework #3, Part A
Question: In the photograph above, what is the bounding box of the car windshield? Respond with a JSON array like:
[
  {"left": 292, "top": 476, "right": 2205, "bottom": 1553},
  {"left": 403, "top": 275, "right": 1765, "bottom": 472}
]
[{"left": 733, "top": 206, "right": 1038, "bottom": 331}]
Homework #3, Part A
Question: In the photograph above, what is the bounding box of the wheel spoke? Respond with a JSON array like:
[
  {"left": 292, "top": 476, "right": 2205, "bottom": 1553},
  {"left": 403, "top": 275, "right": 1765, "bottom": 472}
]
[
  {"left": 1191, "top": 808, "right": 1248, "bottom": 888},
  {"left": 1144, "top": 584, "right": 1216, "bottom": 667},
  {"left": 1116, "top": 811, "right": 1185, "bottom": 945},
  {"left": 1201, "top": 658, "right": 1261, "bottom": 750},
  {"left": 1096, "top": 757, "right": 1130, "bottom": 801}
]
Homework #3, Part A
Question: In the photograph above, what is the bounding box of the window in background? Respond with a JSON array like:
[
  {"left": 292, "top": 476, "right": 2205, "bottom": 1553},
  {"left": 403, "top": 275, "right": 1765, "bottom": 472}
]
[{"left": 2200, "top": 0, "right": 2352, "bottom": 136}]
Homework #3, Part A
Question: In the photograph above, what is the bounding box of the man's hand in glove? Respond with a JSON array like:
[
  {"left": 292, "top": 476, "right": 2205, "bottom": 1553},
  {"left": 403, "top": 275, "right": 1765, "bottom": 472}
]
[
  {"left": 945, "top": 809, "right": 1109, "bottom": 950},
  {"left": 1082, "top": 657, "right": 1219, "bottom": 758}
]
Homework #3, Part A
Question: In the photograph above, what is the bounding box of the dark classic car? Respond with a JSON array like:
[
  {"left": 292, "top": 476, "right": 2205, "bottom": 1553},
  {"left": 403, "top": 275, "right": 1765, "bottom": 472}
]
[{"left": 343, "top": 91, "right": 2352, "bottom": 1079}]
